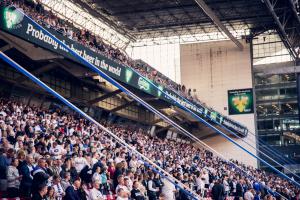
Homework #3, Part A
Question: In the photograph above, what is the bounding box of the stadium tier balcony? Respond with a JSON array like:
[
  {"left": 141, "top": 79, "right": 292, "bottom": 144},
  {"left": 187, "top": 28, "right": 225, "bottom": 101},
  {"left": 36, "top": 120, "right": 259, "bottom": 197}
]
[{"left": 1, "top": 0, "right": 248, "bottom": 138}]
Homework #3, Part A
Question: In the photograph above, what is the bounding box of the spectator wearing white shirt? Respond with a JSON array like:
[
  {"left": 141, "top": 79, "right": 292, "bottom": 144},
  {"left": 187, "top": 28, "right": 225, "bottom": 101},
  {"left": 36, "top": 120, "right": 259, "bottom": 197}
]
[
  {"left": 196, "top": 173, "right": 205, "bottom": 196},
  {"left": 52, "top": 175, "right": 65, "bottom": 200},
  {"left": 7, "top": 158, "right": 22, "bottom": 198},
  {"left": 61, "top": 172, "right": 71, "bottom": 191},
  {"left": 161, "top": 177, "right": 176, "bottom": 200},
  {"left": 92, "top": 166, "right": 101, "bottom": 183},
  {"left": 115, "top": 152, "right": 125, "bottom": 164},
  {"left": 74, "top": 150, "right": 88, "bottom": 173},
  {"left": 244, "top": 189, "right": 255, "bottom": 200},
  {"left": 147, "top": 172, "right": 159, "bottom": 200},
  {"left": 116, "top": 188, "right": 129, "bottom": 200},
  {"left": 88, "top": 181, "right": 105, "bottom": 200},
  {"left": 129, "top": 155, "right": 138, "bottom": 173},
  {"left": 49, "top": 142, "right": 63, "bottom": 159},
  {"left": 91, "top": 152, "right": 100, "bottom": 166},
  {"left": 202, "top": 170, "right": 210, "bottom": 187},
  {"left": 223, "top": 175, "right": 230, "bottom": 196},
  {"left": 116, "top": 175, "right": 130, "bottom": 198}
]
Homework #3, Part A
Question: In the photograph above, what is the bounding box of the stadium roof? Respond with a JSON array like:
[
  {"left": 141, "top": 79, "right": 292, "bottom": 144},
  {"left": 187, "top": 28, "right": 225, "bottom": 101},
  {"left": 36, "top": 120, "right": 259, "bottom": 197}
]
[
  {"left": 83, "top": 0, "right": 270, "bottom": 38},
  {"left": 42, "top": 0, "right": 300, "bottom": 60}
]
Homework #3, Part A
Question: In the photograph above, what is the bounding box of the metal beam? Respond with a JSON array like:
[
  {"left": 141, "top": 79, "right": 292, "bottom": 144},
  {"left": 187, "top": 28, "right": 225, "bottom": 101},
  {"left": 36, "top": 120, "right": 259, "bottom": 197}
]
[
  {"left": 143, "top": 97, "right": 159, "bottom": 102},
  {"left": 198, "top": 132, "right": 219, "bottom": 140},
  {"left": 72, "top": 0, "right": 135, "bottom": 42},
  {"left": 88, "top": 89, "right": 122, "bottom": 104},
  {"left": 155, "top": 121, "right": 185, "bottom": 134},
  {"left": 110, "top": 97, "right": 159, "bottom": 113},
  {"left": 288, "top": 0, "right": 300, "bottom": 25},
  {"left": 15, "top": 62, "right": 57, "bottom": 83},
  {"left": 110, "top": 101, "right": 136, "bottom": 113},
  {"left": 194, "top": 0, "right": 244, "bottom": 50},
  {"left": 151, "top": 112, "right": 177, "bottom": 125},
  {"left": 0, "top": 44, "right": 12, "bottom": 52},
  {"left": 264, "top": 0, "right": 298, "bottom": 61}
]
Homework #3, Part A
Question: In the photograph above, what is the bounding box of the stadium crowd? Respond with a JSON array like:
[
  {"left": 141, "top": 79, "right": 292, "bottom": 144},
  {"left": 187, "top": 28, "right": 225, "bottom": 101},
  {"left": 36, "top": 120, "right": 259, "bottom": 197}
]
[
  {"left": 0, "top": 95, "right": 299, "bottom": 200},
  {"left": 1, "top": 0, "right": 244, "bottom": 129},
  {"left": 0, "top": 1, "right": 299, "bottom": 200}
]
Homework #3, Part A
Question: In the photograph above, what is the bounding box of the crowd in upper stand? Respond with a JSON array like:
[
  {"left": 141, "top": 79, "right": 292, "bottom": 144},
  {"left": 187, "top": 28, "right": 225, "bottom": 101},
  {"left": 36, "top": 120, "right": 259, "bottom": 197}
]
[
  {"left": 0, "top": 94, "right": 299, "bottom": 200},
  {"left": 0, "top": 0, "right": 245, "bottom": 129}
]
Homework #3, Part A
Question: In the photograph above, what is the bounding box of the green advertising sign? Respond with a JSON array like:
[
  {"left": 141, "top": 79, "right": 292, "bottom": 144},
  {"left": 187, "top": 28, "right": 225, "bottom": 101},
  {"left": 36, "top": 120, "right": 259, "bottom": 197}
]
[
  {"left": 3, "top": 6, "right": 24, "bottom": 29},
  {"left": 0, "top": 6, "right": 248, "bottom": 136},
  {"left": 157, "top": 85, "right": 163, "bottom": 97},
  {"left": 138, "top": 77, "right": 150, "bottom": 92},
  {"left": 228, "top": 88, "right": 254, "bottom": 115}
]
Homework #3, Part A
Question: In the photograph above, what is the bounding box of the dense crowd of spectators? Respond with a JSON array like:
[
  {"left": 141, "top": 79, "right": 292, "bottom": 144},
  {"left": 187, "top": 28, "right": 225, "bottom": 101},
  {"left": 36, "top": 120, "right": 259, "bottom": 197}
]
[
  {"left": 0, "top": 95, "right": 299, "bottom": 200},
  {"left": 0, "top": 1, "right": 299, "bottom": 200},
  {"left": 1, "top": 0, "right": 245, "bottom": 129}
]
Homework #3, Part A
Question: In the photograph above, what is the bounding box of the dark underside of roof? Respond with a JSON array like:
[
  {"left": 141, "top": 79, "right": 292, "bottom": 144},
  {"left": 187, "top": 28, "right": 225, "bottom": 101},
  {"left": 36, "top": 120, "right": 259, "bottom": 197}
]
[
  {"left": 73, "top": 0, "right": 275, "bottom": 38},
  {"left": 73, "top": 0, "right": 300, "bottom": 59}
]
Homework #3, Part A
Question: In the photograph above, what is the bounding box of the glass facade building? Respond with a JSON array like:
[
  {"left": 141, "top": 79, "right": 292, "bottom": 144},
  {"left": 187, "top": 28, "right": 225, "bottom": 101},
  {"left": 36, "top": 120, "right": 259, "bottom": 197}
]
[{"left": 252, "top": 32, "right": 300, "bottom": 172}]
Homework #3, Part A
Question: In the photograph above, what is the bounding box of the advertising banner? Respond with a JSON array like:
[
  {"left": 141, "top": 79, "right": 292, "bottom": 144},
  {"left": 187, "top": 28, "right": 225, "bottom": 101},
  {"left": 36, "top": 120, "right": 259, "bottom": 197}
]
[
  {"left": 228, "top": 88, "right": 254, "bottom": 115},
  {"left": 0, "top": 6, "right": 248, "bottom": 136}
]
